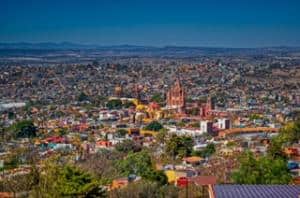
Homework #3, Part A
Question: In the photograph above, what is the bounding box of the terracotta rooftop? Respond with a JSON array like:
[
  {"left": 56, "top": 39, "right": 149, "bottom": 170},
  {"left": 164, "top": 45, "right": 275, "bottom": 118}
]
[
  {"left": 183, "top": 156, "right": 204, "bottom": 163},
  {"left": 190, "top": 176, "right": 217, "bottom": 185}
]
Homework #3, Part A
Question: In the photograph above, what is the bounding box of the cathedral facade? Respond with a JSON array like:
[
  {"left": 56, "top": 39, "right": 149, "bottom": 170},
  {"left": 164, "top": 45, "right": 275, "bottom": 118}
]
[{"left": 166, "top": 78, "right": 186, "bottom": 112}]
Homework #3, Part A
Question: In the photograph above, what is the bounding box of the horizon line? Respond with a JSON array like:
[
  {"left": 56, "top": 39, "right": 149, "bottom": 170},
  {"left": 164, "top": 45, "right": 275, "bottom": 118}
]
[{"left": 0, "top": 41, "right": 300, "bottom": 49}]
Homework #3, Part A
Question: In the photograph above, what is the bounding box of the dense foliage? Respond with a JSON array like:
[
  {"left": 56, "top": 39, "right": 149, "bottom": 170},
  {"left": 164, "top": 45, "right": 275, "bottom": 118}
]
[
  {"left": 106, "top": 99, "right": 123, "bottom": 109},
  {"left": 166, "top": 135, "right": 193, "bottom": 159},
  {"left": 192, "top": 143, "right": 216, "bottom": 158},
  {"left": 116, "top": 151, "right": 168, "bottom": 186},
  {"left": 32, "top": 157, "right": 107, "bottom": 197},
  {"left": 123, "top": 101, "right": 135, "bottom": 108},
  {"left": 144, "top": 121, "right": 163, "bottom": 131},
  {"left": 78, "top": 92, "right": 90, "bottom": 102},
  {"left": 232, "top": 151, "right": 291, "bottom": 184},
  {"left": 8, "top": 120, "right": 37, "bottom": 139},
  {"left": 115, "top": 139, "right": 142, "bottom": 153},
  {"left": 115, "top": 129, "right": 128, "bottom": 138},
  {"left": 231, "top": 120, "right": 300, "bottom": 184},
  {"left": 268, "top": 120, "right": 300, "bottom": 159},
  {"left": 151, "top": 93, "right": 164, "bottom": 104}
]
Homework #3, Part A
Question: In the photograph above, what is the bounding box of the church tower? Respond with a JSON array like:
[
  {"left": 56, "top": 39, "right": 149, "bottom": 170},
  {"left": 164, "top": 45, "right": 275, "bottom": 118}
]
[
  {"left": 206, "top": 96, "right": 215, "bottom": 111},
  {"left": 114, "top": 84, "right": 123, "bottom": 97},
  {"left": 200, "top": 96, "right": 214, "bottom": 118},
  {"left": 166, "top": 77, "right": 186, "bottom": 112}
]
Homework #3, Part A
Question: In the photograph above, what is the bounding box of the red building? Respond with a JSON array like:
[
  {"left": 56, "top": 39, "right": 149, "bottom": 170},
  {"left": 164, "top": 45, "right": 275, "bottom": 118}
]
[
  {"left": 166, "top": 77, "right": 186, "bottom": 112},
  {"left": 199, "top": 96, "right": 214, "bottom": 118}
]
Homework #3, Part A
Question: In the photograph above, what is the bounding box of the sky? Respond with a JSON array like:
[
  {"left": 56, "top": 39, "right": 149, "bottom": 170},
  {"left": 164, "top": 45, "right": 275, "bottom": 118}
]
[{"left": 0, "top": 0, "right": 300, "bottom": 47}]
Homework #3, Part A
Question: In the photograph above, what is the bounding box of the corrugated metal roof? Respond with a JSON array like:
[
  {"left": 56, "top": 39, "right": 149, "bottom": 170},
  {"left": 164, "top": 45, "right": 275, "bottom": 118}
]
[{"left": 214, "top": 185, "right": 300, "bottom": 198}]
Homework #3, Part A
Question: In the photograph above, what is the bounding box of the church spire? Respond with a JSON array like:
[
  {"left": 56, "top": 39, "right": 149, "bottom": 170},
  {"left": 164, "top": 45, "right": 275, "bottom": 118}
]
[{"left": 166, "top": 75, "right": 185, "bottom": 112}]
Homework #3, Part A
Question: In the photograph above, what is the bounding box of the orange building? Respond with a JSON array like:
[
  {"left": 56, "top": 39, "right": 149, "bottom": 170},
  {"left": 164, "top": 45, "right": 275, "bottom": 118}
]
[{"left": 111, "top": 178, "right": 129, "bottom": 189}]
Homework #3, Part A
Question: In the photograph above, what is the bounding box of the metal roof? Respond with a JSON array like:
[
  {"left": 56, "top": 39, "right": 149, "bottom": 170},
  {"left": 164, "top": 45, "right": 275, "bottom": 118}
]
[{"left": 214, "top": 185, "right": 300, "bottom": 198}]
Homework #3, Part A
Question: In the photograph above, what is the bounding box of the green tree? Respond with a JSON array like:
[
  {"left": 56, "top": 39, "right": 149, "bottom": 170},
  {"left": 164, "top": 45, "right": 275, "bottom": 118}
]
[
  {"left": 279, "top": 120, "right": 300, "bottom": 144},
  {"left": 117, "top": 151, "right": 152, "bottom": 176},
  {"left": 32, "top": 156, "right": 107, "bottom": 197},
  {"left": 268, "top": 120, "right": 300, "bottom": 159},
  {"left": 116, "top": 151, "right": 167, "bottom": 185},
  {"left": 115, "top": 139, "right": 142, "bottom": 153},
  {"left": 8, "top": 111, "right": 15, "bottom": 120},
  {"left": 93, "top": 96, "right": 107, "bottom": 107},
  {"left": 0, "top": 123, "right": 4, "bottom": 142},
  {"left": 268, "top": 136, "right": 286, "bottom": 159},
  {"left": 106, "top": 99, "right": 123, "bottom": 110},
  {"left": 115, "top": 129, "right": 128, "bottom": 138},
  {"left": 203, "top": 143, "right": 215, "bottom": 157},
  {"left": 144, "top": 121, "right": 163, "bottom": 131},
  {"left": 55, "top": 165, "right": 99, "bottom": 196},
  {"left": 166, "top": 135, "right": 193, "bottom": 159},
  {"left": 151, "top": 93, "right": 164, "bottom": 104},
  {"left": 123, "top": 101, "right": 135, "bottom": 108},
  {"left": 4, "top": 154, "right": 20, "bottom": 170},
  {"left": 78, "top": 92, "right": 89, "bottom": 102},
  {"left": 155, "top": 128, "right": 168, "bottom": 145},
  {"left": 249, "top": 114, "right": 261, "bottom": 121},
  {"left": 232, "top": 151, "right": 291, "bottom": 184},
  {"left": 143, "top": 169, "right": 168, "bottom": 186},
  {"left": 8, "top": 120, "right": 37, "bottom": 139},
  {"left": 192, "top": 143, "right": 216, "bottom": 158}
]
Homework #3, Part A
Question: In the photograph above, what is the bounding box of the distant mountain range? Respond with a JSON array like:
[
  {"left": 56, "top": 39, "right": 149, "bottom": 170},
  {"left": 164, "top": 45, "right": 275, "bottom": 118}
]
[
  {"left": 0, "top": 42, "right": 157, "bottom": 50},
  {"left": 0, "top": 42, "right": 299, "bottom": 51},
  {"left": 0, "top": 42, "right": 300, "bottom": 58}
]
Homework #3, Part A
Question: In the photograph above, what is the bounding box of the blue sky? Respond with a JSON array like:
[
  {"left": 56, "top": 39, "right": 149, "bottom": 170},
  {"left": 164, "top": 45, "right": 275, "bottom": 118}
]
[{"left": 0, "top": 0, "right": 300, "bottom": 47}]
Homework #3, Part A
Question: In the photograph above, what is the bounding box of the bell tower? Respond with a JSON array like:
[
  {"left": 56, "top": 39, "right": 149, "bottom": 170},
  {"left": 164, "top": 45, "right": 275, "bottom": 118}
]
[{"left": 166, "top": 76, "right": 186, "bottom": 112}]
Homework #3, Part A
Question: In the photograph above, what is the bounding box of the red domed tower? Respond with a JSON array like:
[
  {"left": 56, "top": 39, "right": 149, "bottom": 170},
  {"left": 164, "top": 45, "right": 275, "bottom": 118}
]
[{"left": 166, "top": 77, "right": 186, "bottom": 112}]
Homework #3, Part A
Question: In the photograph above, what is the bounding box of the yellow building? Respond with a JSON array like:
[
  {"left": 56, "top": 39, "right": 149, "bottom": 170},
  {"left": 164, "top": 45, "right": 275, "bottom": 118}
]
[{"left": 165, "top": 170, "right": 188, "bottom": 184}]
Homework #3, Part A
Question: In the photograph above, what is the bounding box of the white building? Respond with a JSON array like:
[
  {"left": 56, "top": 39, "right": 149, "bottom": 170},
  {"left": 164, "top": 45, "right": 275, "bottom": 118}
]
[
  {"left": 0, "top": 102, "right": 26, "bottom": 110},
  {"left": 99, "top": 111, "right": 118, "bottom": 121},
  {"left": 200, "top": 121, "right": 213, "bottom": 134},
  {"left": 165, "top": 125, "right": 204, "bottom": 136},
  {"left": 217, "top": 118, "right": 231, "bottom": 130}
]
